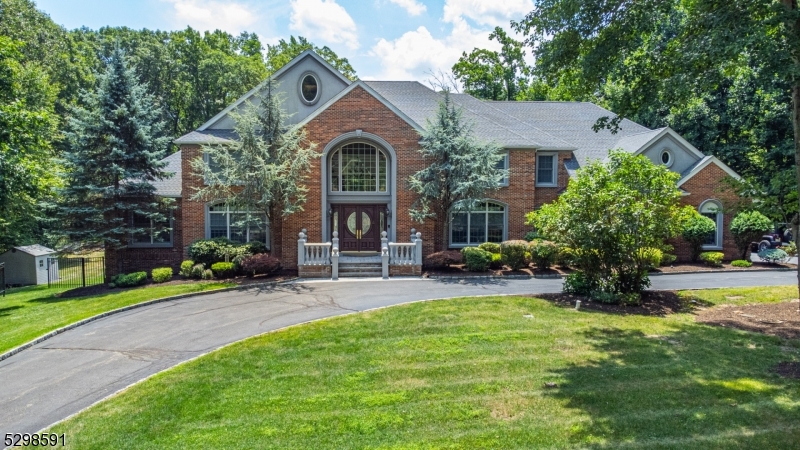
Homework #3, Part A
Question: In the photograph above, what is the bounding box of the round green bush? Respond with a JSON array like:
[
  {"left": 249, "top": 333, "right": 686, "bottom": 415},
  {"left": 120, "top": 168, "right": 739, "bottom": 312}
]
[
  {"left": 529, "top": 240, "right": 558, "bottom": 269},
  {"left": 523, "top": 231, "right": 543, "bottom": 242},
  {"left": 111, "top": 271, "right": 147, "bottom": 287},
  {"left": 188, "top": 238, "right": 252, "bottom": 266},
  {"left": 211, "top": 262, "right": 235, "bottom": 278},
  {"left": 151, "top": 267, "right": 173, "bottom": 283},
  {"left": 681, "top": 213, "right": 716, "bottom": 262},
  {"left": 501, "top": 240, "right": 529, "bottom": 271},
  {"left": 660, "top": 253, "right": 677, "bottom": 266},
  {"left": 699, "top": 251, "right": 724, "bottom": 267},
  {"left": 731, "top": 259, "right": 753, "bottom": 268},
  {"left": 191, "top": 263, "right": 204, "bottom": 279},
  {"left": 637, "top": 247, "right": 663, "bottom": 270},
  {"left": 489, "top": 253, "right": 503, "bottom": 270},
  {"left": 730, "top": 211, "right": 773, "bottom": 258},
  {"left": 555, "top": 246, "right": 576, "bottom": 268},
  {"left": 201, "top": 269, "right": 214, "bottom": 280},
  {"left": 462, "top": 247, "right": 492, "bottom": 272},
  {"left": 758, "top": 248, "right": 788, "bottom": 264},
  {"left": 478, "top": 242, "right": 501, "bottom": 254},
  {"left": 179, "top": 260, "right": 195, "bottom": 278}
]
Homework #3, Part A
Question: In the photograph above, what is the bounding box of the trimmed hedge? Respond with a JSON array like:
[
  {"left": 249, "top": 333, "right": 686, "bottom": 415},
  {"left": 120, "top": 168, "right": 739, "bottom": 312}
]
[
  {"left": 240, "top": 254, "right": 281, "bottom": 276},
  {"left": 529, "top": 240, "right": 558, "bottom": 269},
  {"left": 188, "top": 238, "right": 252, "bottom": 266},
  {"left": 501, "top": 240, "right": 529, "bottom": 271},
  {"left": 111, "top": 271, "right": 147, "bottom": 288},
  {"left": 191, "top": 263, "right": 204, "bottom": 279},
  {"left": 179, "top": 260, "right": 194, "bottom": 278},
  {"left": 489, "top": 253, "right": 503, "bottom": 270},
  {"left": 478, "top": 242, "right": 501, "bottom": 254},
  {"left": 201, "top": 269, "right": 214, "bottom": 280},
  {"left": 151, "top": 267, "right": 173, "bottom": 283},
  {"left": 211, "top": 262, "right": 235, "bottom": 278},
  {"left": 699, "top": 251, "right": 724, "bottom": 267},
  {"left": 731, "top": 259, "right": 752, "bottom": 268},
  {"left": 462, "top": 247, "right": 492, "bottom": 272}
]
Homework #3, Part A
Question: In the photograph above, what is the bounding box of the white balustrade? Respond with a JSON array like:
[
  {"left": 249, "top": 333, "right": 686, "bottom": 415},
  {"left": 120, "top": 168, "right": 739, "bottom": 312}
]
[
  {"left": 303, "top": 243, "right": 331, "bottom": 265},
  {"left": 389, "top": 243, "right": 416, "bottom": 265}
]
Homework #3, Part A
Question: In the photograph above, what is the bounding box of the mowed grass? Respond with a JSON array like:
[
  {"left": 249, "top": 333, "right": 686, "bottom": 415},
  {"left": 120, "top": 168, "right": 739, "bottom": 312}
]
[
  {"left": 51, "top": 286, "right": 800, "bottom": 449},
  {"left": 0, "top": 282, "right": 234, "bottom": 354}
]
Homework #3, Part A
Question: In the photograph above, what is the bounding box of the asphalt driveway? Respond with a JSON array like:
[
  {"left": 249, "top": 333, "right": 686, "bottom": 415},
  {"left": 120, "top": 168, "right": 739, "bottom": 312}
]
[{"left": 0, "top": 271, "right": 796, "bottom": 436}]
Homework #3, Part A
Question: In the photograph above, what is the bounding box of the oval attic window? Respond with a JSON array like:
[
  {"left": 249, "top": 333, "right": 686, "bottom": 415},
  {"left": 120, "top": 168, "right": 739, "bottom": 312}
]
[
  {"left": 661, "top": 149, "right": 673, "bottom": 167},
  {"left": 301, "top": 74, "right": 319, "bottom": 103}
]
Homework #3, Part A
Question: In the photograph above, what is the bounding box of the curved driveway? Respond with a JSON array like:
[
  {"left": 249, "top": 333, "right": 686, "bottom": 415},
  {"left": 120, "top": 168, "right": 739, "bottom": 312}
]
[{"left": 0, "top": 271, "right": 796, "bottom": 435}]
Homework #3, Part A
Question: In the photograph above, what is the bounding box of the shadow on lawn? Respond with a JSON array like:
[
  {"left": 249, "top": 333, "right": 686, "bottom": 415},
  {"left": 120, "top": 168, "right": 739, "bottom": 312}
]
[
  {"left": 546, "top": 324, "right": 800, "bottom": 448},
  {"left": 536, "top": 291, "right": 714, "bottom": 317},
  {"left": 0, "top": 305, "right": 23, "bottom": 317}
]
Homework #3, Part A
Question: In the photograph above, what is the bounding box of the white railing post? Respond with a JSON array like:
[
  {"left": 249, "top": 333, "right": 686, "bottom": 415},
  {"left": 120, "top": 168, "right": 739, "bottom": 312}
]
[
  {"left": 410, "top": 228, "right": 416, "bottom": 243},
  {"left": 332, "top": 231, "right": 339, "bottom": 251},
  {"left": 414, "top": 232, "right": 423, "bottom": 266},
  {"left": 331, "top": 247, "right": 339, "bottom": 280},
  {"left": 382, "top": 246, "right": 389, "bottom": 279},
  {"left": 297, "top": 229, "right": 307, "bottom": 266}
]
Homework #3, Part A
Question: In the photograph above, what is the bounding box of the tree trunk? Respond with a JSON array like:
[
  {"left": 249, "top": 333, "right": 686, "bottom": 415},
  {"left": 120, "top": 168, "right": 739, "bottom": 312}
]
[{"left": 793, "top": 84, "right": 800, "bottom": 304}]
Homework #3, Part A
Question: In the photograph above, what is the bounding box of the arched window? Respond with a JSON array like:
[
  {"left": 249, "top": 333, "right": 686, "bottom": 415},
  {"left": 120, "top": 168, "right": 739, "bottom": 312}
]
[
  {"left": 699, "top": 200, "right": 723, "bottom": 249},
  {"left": 450, "top": 201, "right": 506, "bottom": 246},
  {"left": 330, "top": 143, "right": 388, "bottom": 192},
  {"left": 207, "top": 203, "right": 269, "bottom": 245}
]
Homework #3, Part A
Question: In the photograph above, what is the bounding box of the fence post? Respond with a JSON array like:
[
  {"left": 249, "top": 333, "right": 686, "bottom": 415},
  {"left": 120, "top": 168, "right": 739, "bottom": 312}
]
[
  {"left": 81, "top": 257, "right": 86, "bottom": 288},
  {"left": 331, "top": 247, "right": 339, "bottom": 281},
  {"left": 414, "top": 232, "right": 423, "bottom": 266},
  {"left": 297, "top": 229, "right": 307, "bottom": 266}
]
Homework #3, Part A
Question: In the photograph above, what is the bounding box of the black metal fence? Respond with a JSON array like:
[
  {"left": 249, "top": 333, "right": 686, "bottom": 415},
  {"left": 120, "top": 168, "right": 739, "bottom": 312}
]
[
  {"left": 47, "top": 257, "right": 106, "bottom": 289},
  {"left": 1, "top": 262, "right": 5, "bottom": 297}
]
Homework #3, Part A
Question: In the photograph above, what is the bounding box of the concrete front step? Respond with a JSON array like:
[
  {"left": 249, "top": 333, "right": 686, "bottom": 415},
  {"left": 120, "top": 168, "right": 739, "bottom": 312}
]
[
  {"left": 340, "top": 266, "right": 382, "bottom": 272},
  {"left": 339, "top": 271, "right": 383, "bottom": 278}
]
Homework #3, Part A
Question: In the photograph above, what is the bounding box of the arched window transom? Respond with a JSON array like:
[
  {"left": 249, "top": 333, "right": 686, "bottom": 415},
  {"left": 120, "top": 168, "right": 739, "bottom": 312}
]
[
  {"left": 450, "top": 201, "right": 506, "bottom": 246},
  {"left": 330, "top": 143, "right": 388, "bottom": 192},
  {"left": 208, "top": 203, "right": 269, "bottom": 245},
  {"left": 699, "top": 200, "right": 723, "bottom": 249}
]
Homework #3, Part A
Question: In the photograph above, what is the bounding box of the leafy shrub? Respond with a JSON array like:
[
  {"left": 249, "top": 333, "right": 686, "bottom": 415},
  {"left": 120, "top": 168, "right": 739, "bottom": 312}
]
[
  {"left": 211, "top": 262, "right": 235, "bottom": 278},
  {"left": 191, "top": 263, "right": 204, "bottom": 279},
  {"left": 529, "top": 240, "right": 558, "bottom": 269},
  {"left": 699, "top": 251, "right": 724, "bottom": 267},
  {"left": 660, "top": 254, "right": 677, "bottom": 266},
  {"left": 188, "top": 238, "right": 252, "bottom": 266},
  {"left": 462, "top": 247, "right": 492, "bottom": 272},
  {"left": 179, "top": 260, "right": 194, "bottom": 278},
  {"left": 731, "top": 259, "right": 752, "bottom": 268},
  {"left": 555, "top": 246, "right": 576, "bottom": 268},
  {"left": 112, "top": 271, "right": 147, "bottom": 287},
  {"left": 240, "top": 254, "right": 281, "bottom": 276},
  {"left": 758, "top": 248, "right": 788, "bottom": 264},
  {"left": 423, "top": 250, "right": 463, "bottom": 269},
  {"left": 730, "top": 211, "right": 773, "bottom": 259},
  {"left": 489, "top": 252, "right": 503, "bottom": 270},
  {"left": 151, "top": 267, "right": 173, "bottom": 283},
  {"left": 478, "top": 242, "right": 501, "bottom": 254},
  {"left": 523, "top": 231, "right": 543, "bottom": 242},
  {"left": 501, "top": 240, "right": 529, "bottom": 271},
  {"left": 783, "top": 241, "right": 797, "bottom": 257},
  {"left": 637, "top": 247, "right": 663, "bottom": 270},
  {"left": 681, "top": 213, "right": 716, "bottom": 262},
  {"left": 563, "top": 271, "right": 596, "bottom": 296},
  {"left": 246, "top": 241, "right": 268, "bottom": 255},
  {"left": 201, "top": 269, "right": 214, "bottom": 280}
]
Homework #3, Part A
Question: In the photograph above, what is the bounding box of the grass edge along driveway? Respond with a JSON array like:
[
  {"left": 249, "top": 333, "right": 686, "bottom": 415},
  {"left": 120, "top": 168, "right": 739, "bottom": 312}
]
[
  {"left": 0, "top": 282, "right": 234, "bottom": 355},
  {"left": 50, "top": 286, "right": 800, "bottom": 449}
]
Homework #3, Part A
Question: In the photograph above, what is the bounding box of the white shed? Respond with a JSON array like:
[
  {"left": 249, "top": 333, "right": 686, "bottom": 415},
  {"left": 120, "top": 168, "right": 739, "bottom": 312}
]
[{"left": 0, "top": 245, "right": 57, "bottom": 286}]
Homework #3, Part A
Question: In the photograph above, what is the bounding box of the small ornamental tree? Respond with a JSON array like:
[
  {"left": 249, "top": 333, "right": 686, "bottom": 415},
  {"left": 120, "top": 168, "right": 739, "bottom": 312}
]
[
  {"left": 730, "top": 210, "right": 773, "bottom": 259},
  {"left": 191, "top": 80, "right": 318, "bottom": 256},
  {"left": 56, "top": 46, "right": 172, "bottom": 264},
  {"left": 526, "top": 151, "right": 690, "bottom": 302},
  {"left": 408, "top": 90, "right": 507, "bottom": 251},
  {"left": 681, "top": 212, "right": 717, "bottom": 262}
]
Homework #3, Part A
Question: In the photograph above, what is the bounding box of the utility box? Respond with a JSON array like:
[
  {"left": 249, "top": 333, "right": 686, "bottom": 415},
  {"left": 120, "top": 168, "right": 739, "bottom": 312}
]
[{"left": 0, "top": 245, "right": 57, "bottom": 286}]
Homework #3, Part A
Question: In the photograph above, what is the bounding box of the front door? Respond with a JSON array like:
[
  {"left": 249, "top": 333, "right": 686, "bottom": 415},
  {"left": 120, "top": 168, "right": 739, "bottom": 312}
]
[{"left": 333, "top": 204, "right": 384, "bottom": 252}]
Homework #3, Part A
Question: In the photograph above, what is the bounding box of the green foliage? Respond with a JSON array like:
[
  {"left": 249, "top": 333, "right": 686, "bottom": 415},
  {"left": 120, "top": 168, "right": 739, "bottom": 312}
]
[
  {"left": 188, "top": 238, "right": 252, "bottom": 267},
  {"left": 660, "top": 253, "right": 677, "bottom": 266},
  {"left": 265, "top": 36, "right": 356, "bottom": 80},
  {"left": 489, "top": 253, "right": 503, "bottom": 270},
  {"left": 555, "top": 246, "right": 576, "bottom": 268},
  {"left": 239, "top": 254, "right": 281, "bottom": 277},
  {"left": 699, "top": 252, "right": 724, "bottom": 267},
  {"left": 452, "top": 27, "right": 529, "bottom": 101},
  {"left": 730, "top": 211, "right": 773, "bottom": 259},
  {"left": 523, "top": 231, "right": 543, "bottom": 242},
  {"left": 408, "top": 91, "right": 507, "bottom": 251},
  {"left": 191, "top": 264, "right": 205, "bottom": 279},
  {"left": 54, "top": 46, "right": 173, "bottom": 250},
  {"left": 179, "top": 261, "right": 194, "bottom": 278},
  {"left": 637, "top": 248, "right": 663, "bottom": 270},
  {"left": 111, "top": 271, "right": 147, "bottom": 287},
  {"left": 681, "top": 212, "right": 717, "bottom": 262},
  {"left": 563, "top": 271, "right": 597, "bottom": 296},
  {"left": 529, "top": 240, "right": 558, "bottom": 270},
  {"left": 526, "top": 151, "right": 686, "bottom": 297},
  {"left": 731, "top": 260, "right": 753, "bottom": 268},
  {"left": 758, "top": 249, "right": 788, "bottom": 265},
  {"left": 783, "top": 241, "right": 797, "bottom": 257},
  {"left": 501, "top": 240, "right": 529, "bottom": 271},
  {"left": 210, "top": 262, "right": 235, "bottom": 279},
  {"left": 151, "top": 267, "right": 173, "bottom": 284},
  {"left": 191, "top": 80, "right": 318, "bottom": 250},
  {"left": 246, "top": 241, "right": 268, "bottom": 255},
  {"left": 461, "top": 247, "right": 492, "bottom": 272},
  {"left": 201, "top": 269, "right": 214, "bottom": 280},
  {"left": 478, "top": 242, "right": 501, "bottom": 254}
]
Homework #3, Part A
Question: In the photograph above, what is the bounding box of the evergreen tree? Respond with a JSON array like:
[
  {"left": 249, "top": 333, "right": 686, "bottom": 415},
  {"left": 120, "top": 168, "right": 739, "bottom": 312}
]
[
  {"left": 56, "top": 45, "right": 172, "bottom": 255},
  {"left": 190, "top": 80, "right": 319, "bottom": 257},
  {"left": 408, "top": 91, "right": 506, "bottom": 251}
]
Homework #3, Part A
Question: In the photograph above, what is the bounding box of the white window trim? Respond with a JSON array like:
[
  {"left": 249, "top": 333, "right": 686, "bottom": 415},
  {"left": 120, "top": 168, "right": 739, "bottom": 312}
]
[
  {"left": 661, "top": 148, "right": 674, "bottom": 168},
  {"left": 536, "top": 152, "right": 558, "bottom": 187},
  {"left": 498, "top": 151, "right": 509, "bottom": 187},
  {"left": 448, "top": 201, "right": 508, "bottom": 248},
  {"left": 205, "top": 203, "right": 270, "bottom": 247},
  {"left": 699, "top": 199, "right": 723, "bottom": 250},
  {"left": 128, "top": 212, "right": 174, "bottom": 248}
]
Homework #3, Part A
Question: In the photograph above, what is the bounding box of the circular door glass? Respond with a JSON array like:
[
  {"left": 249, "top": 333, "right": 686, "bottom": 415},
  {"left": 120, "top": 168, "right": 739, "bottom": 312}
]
[
  {"left": 361, "top": 212, "right": 371, "bottom": 235},
  {"left": 346, "top": 212, "right": 357, "bottom": 236}
]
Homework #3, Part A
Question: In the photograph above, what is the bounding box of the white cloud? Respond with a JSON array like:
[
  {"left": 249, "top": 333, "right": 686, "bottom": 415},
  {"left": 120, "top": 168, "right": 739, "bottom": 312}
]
[
  {"left": 443, "top": 0, "right": 533, "bottom": 27},
  {"left": 389, "top": 0, "right": 426, "bottom": 16},
  {"left": 290, "top": 0, "right": 359, "bottom": 50},
  {"left": 162, "top": 0, "right": 259, "bottom": 35}
]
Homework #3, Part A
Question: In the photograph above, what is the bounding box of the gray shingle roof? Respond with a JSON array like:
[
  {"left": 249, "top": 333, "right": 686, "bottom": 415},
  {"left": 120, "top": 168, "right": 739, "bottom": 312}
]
[
  {"left": 174, "top": 129, "right": 238, "bottom": 145},
  {"left": 152, "top": 150, "right": 182, "bottom": 197},
  {"left": 12, "top": 245, "right": 56, "bottom": 256},
  {"left": 613, "top": 128, "right": 666, "bottom": 154}
]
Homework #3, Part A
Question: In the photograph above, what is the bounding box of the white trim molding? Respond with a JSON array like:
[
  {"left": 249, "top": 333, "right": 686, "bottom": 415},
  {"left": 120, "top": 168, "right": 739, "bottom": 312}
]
[
  {"left": 699, "top": 199, "right": 724, "bottom": 250},
  {"left": 632, "top": 127, "right": 706, "bottom": 160}
]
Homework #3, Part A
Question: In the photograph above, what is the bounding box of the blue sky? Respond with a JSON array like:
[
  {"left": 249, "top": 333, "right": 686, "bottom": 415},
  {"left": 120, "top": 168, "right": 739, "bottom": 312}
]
[{"left": 33, "top": 0, "right": 535, "bottom": 82}]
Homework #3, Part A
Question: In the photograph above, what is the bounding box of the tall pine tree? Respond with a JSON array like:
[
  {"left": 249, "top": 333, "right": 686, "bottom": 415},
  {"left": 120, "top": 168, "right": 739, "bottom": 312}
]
[
  {"left": 190, "top": 80, "right": 319, "bottom": 257},
  {"left": 408, "top": 91, "right": 506, "bottom": 251},
  {"left": 56, "top": 45, "right": 172, "bottom": 260}
]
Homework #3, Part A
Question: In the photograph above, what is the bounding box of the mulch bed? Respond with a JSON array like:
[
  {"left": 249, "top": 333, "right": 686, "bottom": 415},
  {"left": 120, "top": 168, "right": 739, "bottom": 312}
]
[
  {"left": 653, "top": 262, "right": 795, "bottom": 273},
  {"left": 535, "top": 291, "right": 687, "bottom": 317},
  {"left": 695, "top": 300, "right": 800, "bottom": 339},
  {"left": 57, "top": 270, "right": 297, "bottom": 299}
]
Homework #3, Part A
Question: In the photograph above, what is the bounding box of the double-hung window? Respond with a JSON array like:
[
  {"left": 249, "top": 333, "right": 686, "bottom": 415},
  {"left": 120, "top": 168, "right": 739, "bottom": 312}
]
[
  {"left": 536, "top": 153, "right": 557, "bottom": 187},
  {"left": 450, "top": 201, "right": 506, "bottom": 246},
  {"left": 129, "top": 212, "right": 172, "bottom": 247},
  {"left": 208, "top": 203, "right": 269, "bottom": 245},
  {"left": 496, "top": 151, "right": 509, "bottom": 186}
]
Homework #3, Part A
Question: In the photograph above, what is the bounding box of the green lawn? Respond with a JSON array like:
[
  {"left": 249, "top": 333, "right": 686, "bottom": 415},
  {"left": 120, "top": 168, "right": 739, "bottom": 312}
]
[
  {"left": 0, "top": 282, "right": 234, "bottom": 354},
  {"left": 50, "top": 286, "right": 800, "bottom": 449}
]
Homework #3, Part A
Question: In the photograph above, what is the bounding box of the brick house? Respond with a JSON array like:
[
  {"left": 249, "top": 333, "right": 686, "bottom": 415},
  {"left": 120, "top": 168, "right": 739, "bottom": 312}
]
[{"left": 108, "top": 50, "right": 742, "bottom": 276}]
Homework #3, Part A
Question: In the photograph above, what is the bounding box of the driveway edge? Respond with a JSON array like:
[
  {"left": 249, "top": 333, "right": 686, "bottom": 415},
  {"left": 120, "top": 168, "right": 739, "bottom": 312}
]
[
  {"left": 0, "top": 279, "right": 297, "bottom": 363},
  {"left": 426, "top": 267, "right": 793, "bottom": 280}
]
